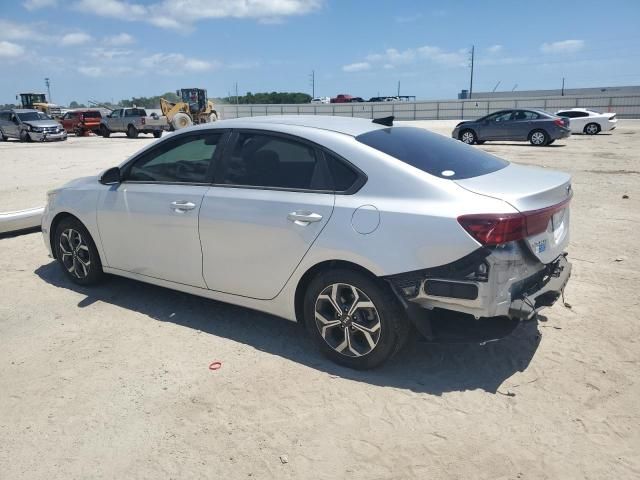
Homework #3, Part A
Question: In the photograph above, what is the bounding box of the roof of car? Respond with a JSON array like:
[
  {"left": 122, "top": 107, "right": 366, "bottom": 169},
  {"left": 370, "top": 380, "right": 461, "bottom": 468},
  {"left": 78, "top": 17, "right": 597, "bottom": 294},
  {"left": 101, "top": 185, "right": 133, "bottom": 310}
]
[
  {"left": 11, "top": 109, "right": 39, "bottom": 113},
  {"left": 213, "top": 115, "right": 389, "bottom": 137}
]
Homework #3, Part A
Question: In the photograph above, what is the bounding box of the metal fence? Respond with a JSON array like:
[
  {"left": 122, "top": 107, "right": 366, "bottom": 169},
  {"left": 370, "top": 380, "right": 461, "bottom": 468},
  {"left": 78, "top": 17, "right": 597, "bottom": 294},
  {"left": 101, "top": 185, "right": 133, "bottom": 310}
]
[{"left": 219, "top": 94, "right": 640, "bottom": 121}]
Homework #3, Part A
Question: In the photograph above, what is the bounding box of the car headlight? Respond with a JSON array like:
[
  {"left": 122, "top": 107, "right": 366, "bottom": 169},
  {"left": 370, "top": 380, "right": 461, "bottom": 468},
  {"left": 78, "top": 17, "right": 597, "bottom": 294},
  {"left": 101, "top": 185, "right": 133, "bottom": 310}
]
[{"left": 31, "top": 126, "right": 43, "bottom": 132}]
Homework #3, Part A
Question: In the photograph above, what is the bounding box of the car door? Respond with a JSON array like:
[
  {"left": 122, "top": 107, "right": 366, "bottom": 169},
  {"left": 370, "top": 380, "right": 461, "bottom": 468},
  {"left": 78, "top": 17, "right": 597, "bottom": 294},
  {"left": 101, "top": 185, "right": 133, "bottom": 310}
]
[
  {"left": 109, "top": 109, "right": 122, "bottom": 131},
  {"left": 482, "top": 111, "right": 514, "bottom": 140},
  {"left": 570, "top": 111, "right": 589, "bottom": 131},
  {"left": 0, "top": 112, "right": 11, "bottom": 137},
  {"left": 5, "top": 112, "right": 21, "bottom": 138},
  {"left": 198, "top": 130, "right": 335, "bottom": 300},
  {"left": 96, "top": 130, "right": 225, "bottom": 287},
  {"left": 510, "top": 110, "right": 539, "bottom": 140}
]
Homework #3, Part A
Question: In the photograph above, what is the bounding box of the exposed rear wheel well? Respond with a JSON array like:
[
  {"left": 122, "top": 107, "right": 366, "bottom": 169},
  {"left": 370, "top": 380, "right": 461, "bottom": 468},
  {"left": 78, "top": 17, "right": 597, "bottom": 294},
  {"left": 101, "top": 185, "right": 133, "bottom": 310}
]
[
  {"left": 294, "top": 260, "right": 379, "bottom": 323},
  {"left": 49, "top": 212, "right": 78, "bottom": 259}
]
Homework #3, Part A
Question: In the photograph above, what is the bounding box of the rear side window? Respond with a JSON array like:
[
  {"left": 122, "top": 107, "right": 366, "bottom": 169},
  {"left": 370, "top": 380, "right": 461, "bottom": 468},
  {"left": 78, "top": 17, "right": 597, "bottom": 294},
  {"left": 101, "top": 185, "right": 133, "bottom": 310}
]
[
  {"left": 83, "top": 111, "right": 101, "bottom": 118},
  {"left": 325, "top": 154, "right": 359, "bottom": 192},
  {"left": 356, "top": 127, "right": 508, "bottom": 180},
  {"left": 222, "top": 133, "right": 325, "bottom": 190},
  {"left": 125, "top": 108, "right": 146, "bottom": 117}
]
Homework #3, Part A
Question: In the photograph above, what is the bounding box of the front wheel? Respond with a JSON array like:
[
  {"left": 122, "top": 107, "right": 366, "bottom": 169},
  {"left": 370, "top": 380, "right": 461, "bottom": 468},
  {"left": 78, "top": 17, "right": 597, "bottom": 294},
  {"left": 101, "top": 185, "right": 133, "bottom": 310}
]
[
  {"left": 460, "top": 129, "right": 477, "bottom": 145},
  {"left": 54, "top": 217, "right": 104, "bottom": 286},
  {"left": 19, "top": 130, "right": 31, "bottom": 142},
  {"left": 529, "top": 129, "right": 549, "bottom": 146},
  {"left": 153, "top": 130, "right": 162, "bottom": 138},
  {"left": 100, "top": 125, "right": 110, "bottom": 138},
  {"left": 584, "top": 122, "right": 600, "bottom": 135},
  {"left": 303, "top": 269, "right": 409, "bottom": 369}
]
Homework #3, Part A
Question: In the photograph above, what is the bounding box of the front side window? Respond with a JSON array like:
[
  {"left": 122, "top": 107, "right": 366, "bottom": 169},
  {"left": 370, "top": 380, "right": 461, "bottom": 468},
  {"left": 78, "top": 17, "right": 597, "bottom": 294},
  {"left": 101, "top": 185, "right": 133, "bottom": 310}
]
[
  {"left": 110, "top": 109, "right": 121, "bottom": 118},
  {"left": 356, "top": 127, "right": 508, "bottom": 180},
  {"left": 126, "top": 133, "right": 222, "bottom": 183},
  {"left": 222, "top": 133, "right": 325, "bottom": 190}
]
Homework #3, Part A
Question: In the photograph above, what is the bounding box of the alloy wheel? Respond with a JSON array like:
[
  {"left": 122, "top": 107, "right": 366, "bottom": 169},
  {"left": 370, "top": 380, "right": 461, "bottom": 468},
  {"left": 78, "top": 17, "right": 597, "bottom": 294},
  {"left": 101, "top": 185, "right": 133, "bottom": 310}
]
[
  {"left": 586, "top": 124, "right": 599, "bottom": 134},
  {"left": 314, "top": 283, "right": 382, "bottom": 357},
  {"left": 461, "top": 131, "right": 475, "bottom": 144},
  {"left": 59, "top": 228, "right": 91, "bottom": 279},
  {"left": 531, "top": 131, "right": 546, "bottom": 145}
]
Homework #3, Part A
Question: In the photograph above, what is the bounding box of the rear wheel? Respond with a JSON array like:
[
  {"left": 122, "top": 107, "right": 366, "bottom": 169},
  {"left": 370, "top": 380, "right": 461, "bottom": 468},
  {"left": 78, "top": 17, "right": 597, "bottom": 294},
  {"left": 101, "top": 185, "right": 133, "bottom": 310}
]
[
  {"left": 100, "top": 125, "right": 110, "bottom": 138},
  {"left": 584, "top": 122, "right": 600, "bottom": 135},
  {"left": 303, "top": 269, "right": 409, "bottom": 369},
  {"left": 460, "top": 129, "right": 477, "bottom": 145},
  {"left": 126, "top": 124, "right": 138, "bottom": 139},
  {"left": 54, "top": 217, "right": 104, "bottom": 286},
  {"left": 0, "top": 129, "right": 7, "bottom": 141},
  {"left": 529, "top": 129, "right": 549, "bottom": 146},
  {"left": 153, "top": 130, "right": 162, "bottom": 138}
]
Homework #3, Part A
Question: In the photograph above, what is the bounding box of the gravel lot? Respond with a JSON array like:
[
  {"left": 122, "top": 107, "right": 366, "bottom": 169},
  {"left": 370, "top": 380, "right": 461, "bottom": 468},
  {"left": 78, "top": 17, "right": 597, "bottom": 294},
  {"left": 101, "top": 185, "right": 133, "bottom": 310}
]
[{"left": 1, "top": 121, "right": 639, "bottom": 479}]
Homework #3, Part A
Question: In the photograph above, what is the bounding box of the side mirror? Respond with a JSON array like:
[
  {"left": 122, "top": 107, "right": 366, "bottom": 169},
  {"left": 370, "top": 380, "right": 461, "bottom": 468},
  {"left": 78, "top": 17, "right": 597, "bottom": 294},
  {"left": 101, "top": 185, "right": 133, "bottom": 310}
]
[{"left": 100, "top": 166, "right": 121, "bottom": 185}]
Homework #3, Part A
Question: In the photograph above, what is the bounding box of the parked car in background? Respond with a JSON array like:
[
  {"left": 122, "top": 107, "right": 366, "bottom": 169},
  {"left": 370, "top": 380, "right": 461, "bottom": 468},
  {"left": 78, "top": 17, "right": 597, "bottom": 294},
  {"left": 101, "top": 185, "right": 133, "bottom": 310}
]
[
  {"left": 452, "top": 109, "right": 571, "bottom": 146},
  {"left": 554, "top": 108, "right": 617, "bottom": 135},
  {"left": 330, "top": 94, "right": 354, "bottom": 103},
  {"left": 0, "top": 108, "right": 67, "bottom": 142},
  {"left": 100, "top": 107, "right": 169, "bottom": 139},
  {"left": 60, "top": 110, "right": 102, "bottom": 135},
  {"left": 311, "top": 97, "right": 331, "bottom": 104},
  {"left": 349, "top": 97, "right": 365, "bottom": 103},
  {"left": 42, "top": 115, "right": 572, "bottom": 369}
]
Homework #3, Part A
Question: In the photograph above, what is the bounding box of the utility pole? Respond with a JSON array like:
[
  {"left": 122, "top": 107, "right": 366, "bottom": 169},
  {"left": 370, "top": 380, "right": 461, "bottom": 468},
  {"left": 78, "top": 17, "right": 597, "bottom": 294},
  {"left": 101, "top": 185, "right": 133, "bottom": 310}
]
[
  {"left": 468, "top": 45, "right": 474, "bottom": 100},
  {"left": 309, "top": 70, "right": 315, "bottom": 98},
  {"left": 561, "top": 77, "right": 565, "bottom": 96},
  {"left": 235, "top": 82, "right": 239, "bottom": 106},
  {"left": 44, "top": 77, "right": 51, "bottom": 103},
  {"left": 397, "top": 80, "right": 400, "bottom": 97}
]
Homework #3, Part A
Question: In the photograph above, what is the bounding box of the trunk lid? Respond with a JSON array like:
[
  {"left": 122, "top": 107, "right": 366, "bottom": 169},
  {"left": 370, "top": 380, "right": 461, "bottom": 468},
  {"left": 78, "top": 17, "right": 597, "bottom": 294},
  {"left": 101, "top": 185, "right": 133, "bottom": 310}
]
[{"left": 456, "top": 163, "right": 572, "bottom": 263}]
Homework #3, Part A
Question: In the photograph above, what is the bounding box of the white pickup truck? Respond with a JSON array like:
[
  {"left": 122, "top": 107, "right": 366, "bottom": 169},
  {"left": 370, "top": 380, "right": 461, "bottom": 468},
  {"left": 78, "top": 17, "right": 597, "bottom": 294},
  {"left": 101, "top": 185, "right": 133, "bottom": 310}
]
[{"left": 99, "top": 107, "right": 169, "bottom": 139}]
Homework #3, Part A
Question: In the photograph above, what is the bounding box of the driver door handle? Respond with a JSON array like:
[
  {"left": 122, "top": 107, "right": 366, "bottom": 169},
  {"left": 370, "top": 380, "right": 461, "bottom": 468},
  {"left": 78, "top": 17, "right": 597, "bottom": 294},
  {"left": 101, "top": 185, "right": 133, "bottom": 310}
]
[
  {"left": 287, "top": 211, "right": 323, "bottom": 226},
  {"left": 171, "top": 201, "right": 196, "bottom": 212}
]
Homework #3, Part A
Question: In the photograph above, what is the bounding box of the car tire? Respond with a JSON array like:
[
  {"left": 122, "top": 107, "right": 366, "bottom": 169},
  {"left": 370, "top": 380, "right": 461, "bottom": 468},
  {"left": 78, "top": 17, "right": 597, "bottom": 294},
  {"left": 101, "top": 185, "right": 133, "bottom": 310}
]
[
  {"left": 54, "top": 216, "right": 104, "bottom": 286},
  {"left": 153, "top": 130, "right": 162, "bottom": 138},
  {"left": 459, "top": 129, "right": 477, "bottom": 145},
  {"left": 100, "top": 125, "right": 110, "bottom": 138},
  {"left": 19, "top": 130, "right": 31, "bottom": 143},
  {"left": 584, "top": 122, "right": 600, "bottom": 135},
  {"left": 303, "top": 268, "right": 410, "bottom": 369},
  {"left": 171, "top": 112, "right": 193, "bottom": 130},
  {"left": 126, "top": 124, "right": 139, "bottom": 139},
  {"left": 0, "top": 129, "right": 7, "bottom": 141},
  {"left": 529, "top": 129, "right": 549, "bottom": 146}
]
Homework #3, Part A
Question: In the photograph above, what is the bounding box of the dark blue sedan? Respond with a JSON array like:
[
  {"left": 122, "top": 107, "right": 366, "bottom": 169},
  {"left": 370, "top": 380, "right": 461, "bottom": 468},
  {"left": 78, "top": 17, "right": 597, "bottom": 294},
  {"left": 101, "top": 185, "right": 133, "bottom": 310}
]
[{"left": 452, "top": 109, "right": 571, "bottom": 146}]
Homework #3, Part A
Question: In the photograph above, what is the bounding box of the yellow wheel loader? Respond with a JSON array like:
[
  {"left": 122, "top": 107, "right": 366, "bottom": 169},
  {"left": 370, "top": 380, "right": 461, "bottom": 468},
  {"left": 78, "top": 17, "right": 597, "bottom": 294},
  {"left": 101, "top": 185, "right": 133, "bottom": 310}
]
[
  {"left": 160, "top": 88, "right": 219, "bottom": 131},
  {"left": 18, "top": 93, "right": 62, "bottom": 118}
]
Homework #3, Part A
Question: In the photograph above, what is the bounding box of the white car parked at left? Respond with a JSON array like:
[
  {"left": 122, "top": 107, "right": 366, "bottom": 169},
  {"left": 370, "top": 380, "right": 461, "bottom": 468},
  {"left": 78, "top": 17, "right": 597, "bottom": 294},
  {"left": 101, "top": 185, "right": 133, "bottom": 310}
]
[{"left": 555, "top": 108, "right": 617, "bottom": 135}]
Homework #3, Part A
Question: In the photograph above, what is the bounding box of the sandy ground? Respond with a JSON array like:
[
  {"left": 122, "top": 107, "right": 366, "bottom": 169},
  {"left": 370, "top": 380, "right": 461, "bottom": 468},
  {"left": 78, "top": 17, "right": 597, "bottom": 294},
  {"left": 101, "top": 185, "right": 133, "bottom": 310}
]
[{"left": 1, "top": 121, "right": 639, "bottom": 479}]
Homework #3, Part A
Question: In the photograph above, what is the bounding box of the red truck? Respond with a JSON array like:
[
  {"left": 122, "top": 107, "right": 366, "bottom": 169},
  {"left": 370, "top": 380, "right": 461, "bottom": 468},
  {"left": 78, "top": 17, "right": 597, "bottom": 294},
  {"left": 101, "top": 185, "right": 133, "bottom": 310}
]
[
  {"left": 330, "top": 94, "right": 354, "bottom": 103},
  {"left": 60, "top": 109, "right": 102, "bottom": 135}
]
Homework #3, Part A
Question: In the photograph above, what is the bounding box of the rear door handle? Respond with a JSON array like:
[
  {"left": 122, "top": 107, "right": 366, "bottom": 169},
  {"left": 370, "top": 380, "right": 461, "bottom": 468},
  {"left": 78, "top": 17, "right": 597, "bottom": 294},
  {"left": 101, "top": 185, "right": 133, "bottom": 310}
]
[
  {"left": 171, "top": 201, "right": 196, "bottom": 212},
  {"left": 287, "top": 211, "right": 323, "bottom": 226}
]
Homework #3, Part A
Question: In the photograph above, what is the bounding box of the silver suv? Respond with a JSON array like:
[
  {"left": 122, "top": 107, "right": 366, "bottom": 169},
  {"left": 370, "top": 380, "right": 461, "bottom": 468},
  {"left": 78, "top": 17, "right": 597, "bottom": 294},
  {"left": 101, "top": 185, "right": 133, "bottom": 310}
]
[{"left": 0, "top": 109, "right": 67, "bottom": 142}]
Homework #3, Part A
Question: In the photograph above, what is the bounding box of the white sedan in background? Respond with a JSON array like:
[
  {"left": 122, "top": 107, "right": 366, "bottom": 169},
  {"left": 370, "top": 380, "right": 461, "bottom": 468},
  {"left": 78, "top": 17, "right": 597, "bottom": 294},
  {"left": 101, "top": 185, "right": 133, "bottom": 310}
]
[{"left": 555, "top": 108, "right": 617, "bottom": 135}]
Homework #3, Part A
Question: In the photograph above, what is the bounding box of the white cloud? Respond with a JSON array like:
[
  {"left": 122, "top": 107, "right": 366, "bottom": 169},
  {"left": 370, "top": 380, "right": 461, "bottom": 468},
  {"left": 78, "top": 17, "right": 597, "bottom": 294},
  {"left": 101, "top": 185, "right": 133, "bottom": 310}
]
[
  {"left": 61, "top": 32, "right": 92, "bottom": 46},
  {"left": 342, "top": 62, "right": 371, "bottom": 72},
  {"left": 487, "top": 44, "right": 503, "bottom": 54},
  {"left": 73, "top": 0, "right": 323, "bottom": 28},
  {"left": 540, "top": 39, "right": 584, "bottom": 54},
  {"left": 141, "top": 53, "right": 219, "bottom": 74},
  {"left": 23, "top": 0, "right": 58, "bottom": 10},
  {"left": 0, "top": 19, "right": 48, "bottom": 42},
  {"left": 90, "top": 47, "right": 133, "bottom": 59},
  {"left": 395, "top": 13, "right": 422, "bottom": 23},
  {"left": 0, "top": 40, "right": 25, "bottom": 57},
  {"left": 228, "top": 60, "right": 261, "bottom": 69},
  {"left": 104, "top": 33, "right": 135, "bottom": 46},
  {"left": 78, "top": 66, "right": 103, "bottom": 77}
]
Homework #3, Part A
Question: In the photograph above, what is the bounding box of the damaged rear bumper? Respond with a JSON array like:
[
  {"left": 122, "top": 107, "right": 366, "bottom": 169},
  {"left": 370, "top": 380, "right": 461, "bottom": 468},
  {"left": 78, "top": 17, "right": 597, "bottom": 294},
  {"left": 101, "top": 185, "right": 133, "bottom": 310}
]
[{"left": 385, "top": 243, "right": 572, "bottom": 341}]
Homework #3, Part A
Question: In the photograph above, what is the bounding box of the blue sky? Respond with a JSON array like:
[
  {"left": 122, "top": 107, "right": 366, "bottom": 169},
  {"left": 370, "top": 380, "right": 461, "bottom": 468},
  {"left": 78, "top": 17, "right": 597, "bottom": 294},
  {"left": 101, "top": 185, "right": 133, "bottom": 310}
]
[{"left": 1, "top": 0, "right": 639, "bottom": 105}]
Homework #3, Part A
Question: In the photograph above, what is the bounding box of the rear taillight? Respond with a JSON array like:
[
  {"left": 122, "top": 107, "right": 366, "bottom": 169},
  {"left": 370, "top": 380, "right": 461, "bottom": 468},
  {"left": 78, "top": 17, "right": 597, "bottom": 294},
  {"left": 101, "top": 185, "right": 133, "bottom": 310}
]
[
  {"left": 458, "top": 198, "right": 571, "bottom": 246},
  {"left": 554, "top": 119, "right": 565, "bottom": 127}
]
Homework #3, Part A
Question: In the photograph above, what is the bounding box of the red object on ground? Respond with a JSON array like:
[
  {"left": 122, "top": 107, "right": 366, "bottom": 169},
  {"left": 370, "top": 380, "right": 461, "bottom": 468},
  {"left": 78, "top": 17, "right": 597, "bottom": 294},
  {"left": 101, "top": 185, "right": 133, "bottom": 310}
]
[{"left": 209, "top": 361, "right": 222, "bottom": 370}]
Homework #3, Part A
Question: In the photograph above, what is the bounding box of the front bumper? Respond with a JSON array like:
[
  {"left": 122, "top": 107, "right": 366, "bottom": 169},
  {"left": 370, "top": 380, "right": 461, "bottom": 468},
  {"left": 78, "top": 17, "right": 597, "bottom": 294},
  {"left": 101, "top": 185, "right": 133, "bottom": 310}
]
[{"left": 30, "top": 131, "right": 67, "bottom": 141}]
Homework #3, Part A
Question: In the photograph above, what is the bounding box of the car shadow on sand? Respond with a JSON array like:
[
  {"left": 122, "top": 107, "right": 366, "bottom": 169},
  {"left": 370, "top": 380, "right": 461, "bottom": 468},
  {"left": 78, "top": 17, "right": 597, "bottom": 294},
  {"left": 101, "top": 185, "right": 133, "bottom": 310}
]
[{"left": 35, "top": 261, "right": 542, "bottom": 395}]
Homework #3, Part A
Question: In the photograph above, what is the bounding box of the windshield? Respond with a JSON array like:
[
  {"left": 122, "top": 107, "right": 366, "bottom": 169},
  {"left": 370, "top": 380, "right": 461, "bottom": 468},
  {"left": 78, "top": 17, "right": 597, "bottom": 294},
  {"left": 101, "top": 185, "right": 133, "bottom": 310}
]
[
  {"left": 17, "top": 112, "right": 43, "bottom": 122},
  {"left": 356, "top": 127, "right": 509, "bottom": 180},
  {"left": 37, "top": 112, "right": 52, "bottom": 120}
]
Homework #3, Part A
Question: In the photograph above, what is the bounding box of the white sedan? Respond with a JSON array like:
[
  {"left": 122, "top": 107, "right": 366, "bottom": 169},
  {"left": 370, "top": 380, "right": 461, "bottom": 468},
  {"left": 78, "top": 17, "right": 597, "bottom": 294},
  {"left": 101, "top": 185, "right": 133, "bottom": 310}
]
[{"left": 555, "top": 108, "right": 617, "bottom": 135}]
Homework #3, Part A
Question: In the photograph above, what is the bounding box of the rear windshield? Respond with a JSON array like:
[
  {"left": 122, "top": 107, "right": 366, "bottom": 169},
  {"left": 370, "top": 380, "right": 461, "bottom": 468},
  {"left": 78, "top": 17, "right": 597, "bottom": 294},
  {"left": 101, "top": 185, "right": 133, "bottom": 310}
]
[
  {"left": 356, "top": 127, "right": 508, "bottom": 180},
  {"left": 125, "top": 108, "right": 146, "bottom": 117},
  {"left": 82, "top": 111, "right": 101, "bottom": 118}
]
